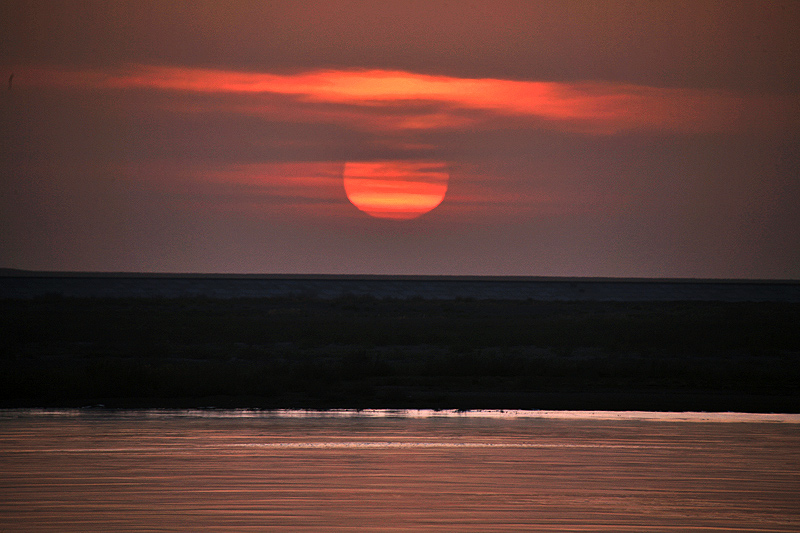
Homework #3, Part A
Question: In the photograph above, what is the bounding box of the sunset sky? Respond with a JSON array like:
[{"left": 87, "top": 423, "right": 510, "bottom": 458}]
[{"left": 2, "top": 1, "right": 799, "bottom": 278}]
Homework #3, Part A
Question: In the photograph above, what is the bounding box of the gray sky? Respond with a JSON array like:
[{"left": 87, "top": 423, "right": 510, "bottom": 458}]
[{"left": 2, "top": 0, "right": 799, "bottom": 278}]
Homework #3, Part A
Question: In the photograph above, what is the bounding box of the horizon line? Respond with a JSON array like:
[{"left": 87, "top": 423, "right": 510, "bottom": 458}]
[{"left": 1, "top": 268, "right": 798, "bottom": 285}]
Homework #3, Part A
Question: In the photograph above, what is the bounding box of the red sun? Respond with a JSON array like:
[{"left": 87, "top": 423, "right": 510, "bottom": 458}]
[{"left": 343, "top": 161, "right": 449, "bottom": 220}]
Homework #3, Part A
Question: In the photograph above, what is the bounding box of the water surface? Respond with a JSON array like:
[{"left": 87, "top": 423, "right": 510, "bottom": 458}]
[{"left": 2, "top": 410, "right": 798, "bottom": 531}]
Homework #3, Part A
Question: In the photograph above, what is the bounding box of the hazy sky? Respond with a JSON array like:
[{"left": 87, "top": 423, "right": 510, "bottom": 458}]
[{"left": 2, "top": 0, "right": 799, "bottom": 278}]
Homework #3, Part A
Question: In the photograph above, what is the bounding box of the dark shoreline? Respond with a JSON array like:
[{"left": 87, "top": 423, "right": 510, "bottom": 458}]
[
  {"left": 7, "top": 392, "right": 795, "bottom": 414},
  {"left": 3, "top": 291, "right": 798, "bottom": 413}
]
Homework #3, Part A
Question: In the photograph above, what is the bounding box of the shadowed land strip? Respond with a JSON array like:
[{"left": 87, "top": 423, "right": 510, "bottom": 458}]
[{"left": 2, "top": 296, "right": 798, "bottom": 412}]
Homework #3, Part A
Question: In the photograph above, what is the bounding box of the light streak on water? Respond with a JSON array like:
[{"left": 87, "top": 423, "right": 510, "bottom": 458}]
[{"left": 3, "top": 408, "right": 799, "bottom": 423}]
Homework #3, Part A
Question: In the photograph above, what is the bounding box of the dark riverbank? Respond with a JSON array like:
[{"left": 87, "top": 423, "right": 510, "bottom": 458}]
[{"left": 2, "top": 292, "right": 798, "bottom": 412}]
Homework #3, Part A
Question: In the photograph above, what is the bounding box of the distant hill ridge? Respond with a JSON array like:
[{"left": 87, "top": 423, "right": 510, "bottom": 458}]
[
  {"left": 1, "top": 268, "right": 797, "bottom": 284},
  {"left": 2, "top": 269, "right": 799, "bottom": 301}
]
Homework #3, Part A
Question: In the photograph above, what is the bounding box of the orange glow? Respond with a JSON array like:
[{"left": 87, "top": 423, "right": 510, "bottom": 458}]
[
  {"left": 343, "top": 161, "right": 449, "bottom": 220},
  {"left": 100, "top": 66, "right": 714, "bottom": 132},
  {"left": 19, "top": 65, "right": 788, "bottom": 135}
]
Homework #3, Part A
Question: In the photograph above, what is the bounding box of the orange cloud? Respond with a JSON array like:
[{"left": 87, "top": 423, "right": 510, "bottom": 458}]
[
  {"left": 20, "top": 64, "right": 794, "bottom": 135},
  {"left": 121, "top": 160, "right": 349, "bottom": 218}
]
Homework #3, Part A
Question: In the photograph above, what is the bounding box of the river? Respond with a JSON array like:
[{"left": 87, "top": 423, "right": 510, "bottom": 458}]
[{"left": 1, "top": 409, "right": 798, "bottom": 532}]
